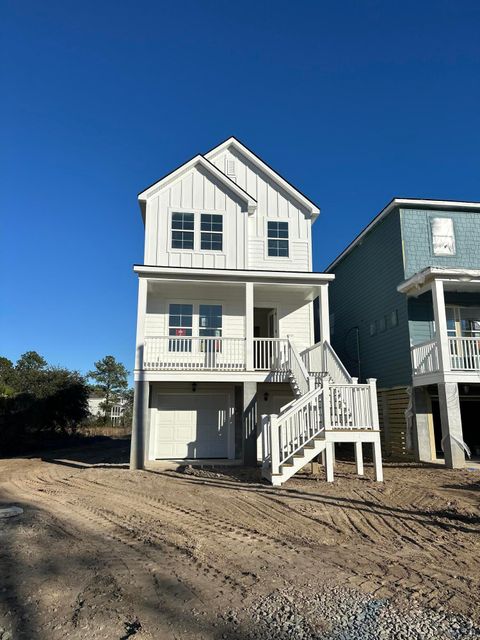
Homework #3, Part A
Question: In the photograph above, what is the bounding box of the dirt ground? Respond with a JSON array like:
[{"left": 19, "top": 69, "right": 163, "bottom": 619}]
[{"left": 0, "top": 439, "right": 479, "bottom": 639}]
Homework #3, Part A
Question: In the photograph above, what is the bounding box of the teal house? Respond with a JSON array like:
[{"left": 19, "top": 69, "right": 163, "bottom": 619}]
[{"left": 326, "top": 198, "right": 480, "bottom": 468}]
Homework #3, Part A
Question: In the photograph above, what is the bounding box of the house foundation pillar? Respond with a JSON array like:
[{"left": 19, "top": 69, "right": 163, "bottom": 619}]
[
  {"left": 243, "top": 381, "right": 257, "bottom": 466},
  {"left": 130, "top": 380, "right": 149, "bottom": 470},
  {"left": 413, "top": 387, "right": 434, "bottom": 462},
  {"left": 438, "top": 382, "right": 465, "bottom": 469}
]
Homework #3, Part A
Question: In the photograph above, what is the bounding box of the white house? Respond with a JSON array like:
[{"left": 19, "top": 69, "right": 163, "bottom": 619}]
[{"left": 130, "top": 137, "right": 383, "bottom": 485}]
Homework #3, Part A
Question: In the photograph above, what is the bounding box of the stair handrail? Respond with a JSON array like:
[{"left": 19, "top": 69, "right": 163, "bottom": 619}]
[
  {"left": 323, "top": 341, "right": 353, "bottom": 384},
  {"left": 271, "top": 385, "right": 325, "bottom": 471},
  {"left": 287, "top": 337, "right": 311, "bottom": 396}
]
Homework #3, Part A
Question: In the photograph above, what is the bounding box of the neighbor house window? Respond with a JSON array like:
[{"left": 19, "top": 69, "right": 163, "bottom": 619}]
[
  {"left": 201, "top": 214, "right": 223, "bottom": 251},
  {"left": 369, "top": 321, "right": 377, "bottom": 336},
  {"left": 171, "top": 212, "right": 194, "bottom": 250},
  {"left": 267, "top": 221, "right": 289, "bottom": 257},
  {"left": 390, "top": 309, "right": 399, "bottom": 327},
  {"left": 169, "top": 304, "right": 193, "bottom": 351},
  {"left": 431, "top": 217, "right": 456, "bottom": 256}
]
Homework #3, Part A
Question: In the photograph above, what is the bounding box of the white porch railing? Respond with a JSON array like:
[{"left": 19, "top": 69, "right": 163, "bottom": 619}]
[
  {"left": 288, "top": 339, "right": 312, "bottom": 396},
  {"left": 449, "top": 336, "right": 480, "bottom": 370},
  {"left": 144, "top": 336, "right": 246, "bottom": 371},
  {"left": 327, "top": 381, "right": 376, "bottom": 430},
  {"left": 411, "top": 339, "right": 440, "bottom": 376},
  {"left": 253, "top": 338, "right": 289, "bottom": 371}
]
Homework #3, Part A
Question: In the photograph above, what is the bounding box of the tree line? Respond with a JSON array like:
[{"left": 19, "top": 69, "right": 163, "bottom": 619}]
[{"left": 0, "top": 352, "right": 132, "bottom": 455}]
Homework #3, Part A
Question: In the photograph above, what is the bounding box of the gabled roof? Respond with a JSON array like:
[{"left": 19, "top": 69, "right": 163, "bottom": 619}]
[
  {"left": 205, "top": 136, "right": 320, "bottom": 218},
  {"left": 326, "top": 197, "right": 480, "bottom": 272},
  {"left": 138, "top": 154, "right": 257, "bottom": 214}
]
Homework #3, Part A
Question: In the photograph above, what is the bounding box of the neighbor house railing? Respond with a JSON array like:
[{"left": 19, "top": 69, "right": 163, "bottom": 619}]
[
  {"left": 449, "top": 336, "right": 480, "bottom": 370},
  {"left": 411, "top": 339, "right": 440, "bottom": 376}
]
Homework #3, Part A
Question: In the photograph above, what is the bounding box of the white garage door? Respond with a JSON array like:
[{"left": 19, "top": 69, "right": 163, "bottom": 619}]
[{"left": 153, "top": 393, "right": 230, "bottom": 459}]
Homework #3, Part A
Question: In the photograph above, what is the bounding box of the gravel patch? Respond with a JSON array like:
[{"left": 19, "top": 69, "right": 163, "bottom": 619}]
[{"left": 227, "top": 585, "right": 480, "bottom": 640}]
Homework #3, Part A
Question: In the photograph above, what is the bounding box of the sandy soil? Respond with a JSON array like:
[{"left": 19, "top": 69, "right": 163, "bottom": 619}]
[{"left": 0, "top": 439, "right": 479, "bottom": 639}]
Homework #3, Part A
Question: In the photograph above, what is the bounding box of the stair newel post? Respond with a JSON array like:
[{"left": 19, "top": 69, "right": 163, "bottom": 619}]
[
  {"left": 367, "top": 378, "right": 379, "bottom": 429},
  {"left": 322, "top": 374, "right": 331, "bottom": 430},
  {"left": 270, "top": 414, "right": 280, "bottom": 477}
]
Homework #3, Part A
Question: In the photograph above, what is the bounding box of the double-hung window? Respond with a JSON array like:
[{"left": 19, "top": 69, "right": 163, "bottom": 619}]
[
  {"left": 168, "top": 304, "right": 193, "bottom": 351},
  {"left": 171, "top": 213, "right": 194, "bottom": 250},
  {"left": 199, "top": 304, "right": 222, "bottom": 352},
  {"left": 267, "top": 221, "right": 289, "bottom": 257},
  {"left": 201, "top": 214, "right": 223, "bottom": 251}
]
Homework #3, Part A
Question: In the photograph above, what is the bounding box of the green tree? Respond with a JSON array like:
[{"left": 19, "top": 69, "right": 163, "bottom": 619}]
[
  {"left": 87, "top": 356, "right": 129, "bottom": 423},
  {"left": 15, "top": 351, "right": 48, "bottom": 395},
  {"left": 0, "top": 357, "right": 16, "bottom": 396}
]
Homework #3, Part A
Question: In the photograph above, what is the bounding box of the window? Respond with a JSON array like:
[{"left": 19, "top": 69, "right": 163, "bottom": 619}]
[
  {"left": 171, "top": 212, "right": 194, "bottom": 250},
  {"left": 169, "top": 304, "right": 193, "bottom": 351},
  {"left": 379, "top": 316, "right": 387, "bottom": 332},
  {"left": 267, "top": 221, "right": 289, "bottom": 257},
  {"left": 201, "top": 214, "right": 223, "bottom": 251},
  {"left": 199, "top": 304, "right": 222, "bottom": 337},
  {"left": 431, "top": 217, "right": 456, "bottom": 256},
  {"left": 390, "top": 309, "right": 398, "bottom": 328},
  {"left": 369, "top": 321, "right": 377, "bottom": 336}
]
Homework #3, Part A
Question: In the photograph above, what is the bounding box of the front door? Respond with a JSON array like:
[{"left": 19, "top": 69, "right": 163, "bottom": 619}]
[{"left": 267, "top": 309, "right": 278, "bottom": 338}]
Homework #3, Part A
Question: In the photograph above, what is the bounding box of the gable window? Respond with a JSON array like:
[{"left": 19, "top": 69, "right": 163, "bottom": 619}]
[
  {"left": 171, "top": 212, "right": 194, "bottom": 250},
  {"left": 267, "top": 221, "right": 289, "bottom": 257},
  {"left": 169, "top": 304, "right": 193, "bottom": 351},
  {"left": 201, "top": 214, "right": 223, "bottom": 251},
  {"left": 431, "top": 217, "right": 456, "bottom": 256}
]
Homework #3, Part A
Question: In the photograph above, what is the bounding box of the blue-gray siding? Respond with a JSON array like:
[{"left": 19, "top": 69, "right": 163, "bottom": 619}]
[
  {"left": 400, "top": 208, "right": 480, "bottom": 278},
  {"left": 329, "top": 210, "right": 412, "bottom": 388}
]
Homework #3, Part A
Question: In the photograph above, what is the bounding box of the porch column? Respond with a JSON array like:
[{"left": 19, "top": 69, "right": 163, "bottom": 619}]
[
  {"left": 243, "top": 382, "right": 257, "bottom": 465},
  {"left": 130, "top": 380, "right": 149, "bottom": 470},
  {"left": 130, "top": 277, "right": 148, "bottom": 470},
  {"left": 432, "top": 279, "right": 451, "bottom": 372},
  {"left": 413, "top": 387, "right": 435, "bottom": 462},
  {"left": 318, "top": 284, "right": 330, "bottom": 343},
  {"left": 245, "top": 282, "right": 254, "bottom": 371},
  {"left": 438, "top": 382, "right": 465, "bottom": 468}
]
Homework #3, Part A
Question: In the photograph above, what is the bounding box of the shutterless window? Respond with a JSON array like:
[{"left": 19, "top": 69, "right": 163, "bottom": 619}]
[
  {"left": 171, "top": 212, "right": 194, "bottom": 250},
  {"left": 267, "top": 221, "right": 289, "bottom": 257},
  {"left": 431, "top": 217, "right": 456, "bottom": 256},
  {"left": 199, "top": 304, "right": 222, "bottom": 336},
  {"left": 201, "top": 214, "right": 223, "bottom": 251},
  {"left": 168, "top": 304, "right": 193, "bottom": 351}
]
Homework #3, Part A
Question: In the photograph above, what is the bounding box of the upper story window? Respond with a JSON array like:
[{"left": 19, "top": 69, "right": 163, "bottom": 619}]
[
  {"left": 168, "top": 303, "right": 193, "bottom": 352},
  {"left": 267, "top": 221, "right": 289, "bottom": 257},
  {"left": 431, "top": 217, "right": 456, "bottom": 256},
  {"left": 201, "top": 214, "right": 223, "bottom": 251},
  {"left": 171, "top": 213, "right": 194, "bottom": 250}
]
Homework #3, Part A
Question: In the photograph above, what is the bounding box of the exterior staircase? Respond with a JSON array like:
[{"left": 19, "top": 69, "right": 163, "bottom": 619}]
[{"left": 260, "top": 339, "right": 383, "bottom": 486}]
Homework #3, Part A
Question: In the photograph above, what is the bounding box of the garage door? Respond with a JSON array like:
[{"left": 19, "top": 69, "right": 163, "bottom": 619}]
[{"left": 153, "top": 393, "right": 230, "bottom": 459}]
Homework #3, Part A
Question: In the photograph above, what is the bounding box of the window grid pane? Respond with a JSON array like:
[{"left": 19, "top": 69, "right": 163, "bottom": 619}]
[
  {"left": 267, "top": 221, "right": 289, "bottom": 256},
  {"left": 171, "top": 213, "right": 194, "bottom": 249},
  {"left": 169, "top": 304, "right": 193, "bottom": 351},
  {"left": 201, "top": 213, "right": 223, "bottom": 251}
]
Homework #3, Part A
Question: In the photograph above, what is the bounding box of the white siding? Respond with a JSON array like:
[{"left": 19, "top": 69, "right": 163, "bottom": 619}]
[
  {"left": 209, "top": 148, "right": 313, "bottom": 272},
  {"left": 144, "top": 282, "right": 314, "bottom": 349},
  {"left": 145, "top": 283, "right": 246, "bottom": 339},
  {"left": 144, "top": 165, "right": 247, "bottom": 269}
]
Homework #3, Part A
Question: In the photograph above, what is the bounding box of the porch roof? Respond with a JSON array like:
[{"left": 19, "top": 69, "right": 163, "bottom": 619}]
[
  {"left": 398, "top": 267, "right": 480, "bottom": 296},
  {"left": 134, "top": 264, "right": 333, "bottom": 286}
]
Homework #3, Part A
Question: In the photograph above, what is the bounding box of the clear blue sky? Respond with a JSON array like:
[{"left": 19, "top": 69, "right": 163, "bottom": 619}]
[{"left": 2, "top": 0, "right": 479, "bottom": 382}]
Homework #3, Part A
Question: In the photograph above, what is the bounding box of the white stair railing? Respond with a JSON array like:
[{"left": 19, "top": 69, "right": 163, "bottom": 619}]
[
  {"left": 266, "top": 385, "right": 325, "bottom": 476},
  {"left": 287, "top": 337, "right": 312, "bottom": 396},
  {"left": 322, "top": 341, "right": 353, "bottom": 384}
]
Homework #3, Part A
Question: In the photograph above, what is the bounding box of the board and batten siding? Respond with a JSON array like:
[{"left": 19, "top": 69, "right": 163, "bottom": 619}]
[
  {"left": 328, "top": 209, "right": 412, "bottom": 388},
  {"left": 144, "top": 165, "right": 247, "bottom": 269},
  {"left": 208, "top": 147, "right": 313, "bottom": 272}
]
